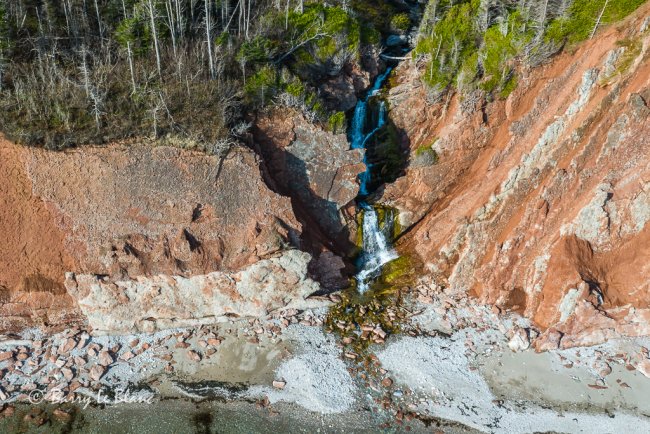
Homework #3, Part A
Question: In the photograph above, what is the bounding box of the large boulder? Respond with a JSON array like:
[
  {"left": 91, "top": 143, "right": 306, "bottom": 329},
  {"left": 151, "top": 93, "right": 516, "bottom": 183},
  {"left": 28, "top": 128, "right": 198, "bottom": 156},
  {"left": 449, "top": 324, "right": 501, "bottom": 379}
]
[{"left": 253, "top": 108, "right": 365, "bottom": 254}]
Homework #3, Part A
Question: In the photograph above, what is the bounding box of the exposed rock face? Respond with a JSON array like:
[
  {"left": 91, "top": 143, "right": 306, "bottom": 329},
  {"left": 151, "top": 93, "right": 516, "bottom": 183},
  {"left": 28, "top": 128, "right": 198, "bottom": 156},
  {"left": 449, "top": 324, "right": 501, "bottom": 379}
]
[
  {"left": 319, "top": 50, "right": 383, "bottom": 112},
  {"left": 383, "top": 6, "right": 650, "bottom": 348},
  {"left": 67, "top": 250, "right": 322, "bottom": 334},
  {"left": 0, "top": 141, "right": 321, "bottom": 333},
  {"left": 0, "top": 141, "right": 79, "bottom": 331},
  {"left": 253, "top": 108, "right": 364, "bottom": 254}
]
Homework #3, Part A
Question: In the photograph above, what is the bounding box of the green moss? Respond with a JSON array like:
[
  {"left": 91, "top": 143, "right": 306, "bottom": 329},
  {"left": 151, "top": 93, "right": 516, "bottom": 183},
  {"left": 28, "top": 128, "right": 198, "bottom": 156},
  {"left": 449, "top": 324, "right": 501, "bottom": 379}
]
[
  {"left": 390, "top": 13, "right": 411, "bottom": 33},
  {"left": 244, "top": 65, "right": 278, "bottom": 105},
  {"left": 285, "top": 79, "right": 306, "bottom": 98},
  {"left": 601, "top": 37, "right": 643, "bottom": 83},
  {"left": 328, "top": 111, "right": 346, "bottom": 134},
  {"left": 379, "top": 255, "right": 412, "bottom": 287},
  {"left": 324, "top": 249, "right": 414, "bottom": 354},
  {"left": 499, "top": 75, "right": 518, "bottom": 99}
]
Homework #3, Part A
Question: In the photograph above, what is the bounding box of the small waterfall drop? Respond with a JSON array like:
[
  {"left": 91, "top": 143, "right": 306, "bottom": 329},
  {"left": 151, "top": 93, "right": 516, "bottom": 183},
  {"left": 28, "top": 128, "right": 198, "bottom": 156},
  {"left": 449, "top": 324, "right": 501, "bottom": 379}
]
[{"left": 355, "top": 204, "right": 398, "bottom": 293}]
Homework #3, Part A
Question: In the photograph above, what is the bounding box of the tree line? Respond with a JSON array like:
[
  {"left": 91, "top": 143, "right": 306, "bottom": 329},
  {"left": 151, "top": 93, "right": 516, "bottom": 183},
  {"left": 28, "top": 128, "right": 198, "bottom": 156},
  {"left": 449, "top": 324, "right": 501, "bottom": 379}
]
[
  {"left": 0, "top": 0, "right": 397, "bottom": 150},
  {"left": 414, "top": 0, "right": 646, "bottom": 102}
]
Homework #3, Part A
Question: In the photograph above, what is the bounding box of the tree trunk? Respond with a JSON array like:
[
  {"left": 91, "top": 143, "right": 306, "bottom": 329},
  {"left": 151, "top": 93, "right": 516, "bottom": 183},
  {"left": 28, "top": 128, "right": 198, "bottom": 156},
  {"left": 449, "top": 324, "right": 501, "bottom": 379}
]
[
  {"left": 148, "top": 0, "right": 162, "bottom": 76},
  {"left": 205, "top": 0, "right": 215, "bottom": 79},
  {"left": 590, "top": 0, "right": 610, "bottom": 39},
  {"left": 127, "top": 41, "right": 137, "bottom": 94},
  {"left": 94, "top": 0, "right": 103, "bottom": 48}
]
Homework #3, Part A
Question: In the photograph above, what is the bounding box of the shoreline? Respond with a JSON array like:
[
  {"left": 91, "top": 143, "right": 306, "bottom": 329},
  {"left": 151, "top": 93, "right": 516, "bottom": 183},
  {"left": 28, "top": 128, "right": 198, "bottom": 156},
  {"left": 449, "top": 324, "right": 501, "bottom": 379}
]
[{"left": 2, "top": 281, "right": 650, "bottom": 432}]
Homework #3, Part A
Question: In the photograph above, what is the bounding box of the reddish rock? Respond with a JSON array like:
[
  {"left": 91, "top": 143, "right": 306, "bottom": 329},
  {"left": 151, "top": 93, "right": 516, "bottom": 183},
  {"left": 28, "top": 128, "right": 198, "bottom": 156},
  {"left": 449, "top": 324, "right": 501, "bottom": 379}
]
[
  {"left": 382, "top": 6, "right": 650, "bottom": 348},
  {"left": 98, "top": 351, "right": 114, "bottom": 367},
  {"left": 637, "top": 359, "right": 650, "bottom": 378},
  {"left": 89, "top": 365, "right": 105, "bottom": 382},
  {"left": 0, "top": 141, "right": 306, "bottom": 333},
  {"left": 252, "top": 107, "right": 365, "bottom": 260},
  {"left": 0, "top": 352, "right": 12, "bottom": 362},
  {"left": 52, "top": 408, "right": 72, "bottom": 422},
  {"left": 187, "top": 350, "right": 201, "bottom": 362}
]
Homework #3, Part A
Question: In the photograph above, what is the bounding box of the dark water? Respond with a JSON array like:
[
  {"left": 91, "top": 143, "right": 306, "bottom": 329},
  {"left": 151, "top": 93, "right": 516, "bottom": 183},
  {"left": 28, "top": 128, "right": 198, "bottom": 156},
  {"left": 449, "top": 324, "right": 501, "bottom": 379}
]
[{"left": 0, "top": 400, "right": 441, "bottom": 434}]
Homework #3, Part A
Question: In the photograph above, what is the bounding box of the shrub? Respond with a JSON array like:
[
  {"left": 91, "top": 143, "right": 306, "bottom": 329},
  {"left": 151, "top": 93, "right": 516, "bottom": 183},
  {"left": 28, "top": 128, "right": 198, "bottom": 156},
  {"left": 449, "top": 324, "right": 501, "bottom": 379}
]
[
  {"left": 244, "top": 66, "right": 278, "bottom": 106},
  {"left": 479, "top": 12, "right": 532, "bottom": 96},
  {"left": 557, "top": 0, "right": 647, "bottom": 44},
  {"left": 328, "top": 111, "right": 347, "bottom": 134},
  {"left": 415, "top": 0, "right": 646, "bottom": 100},
  {"left": 414, "top": 142, "right": 439, "bottom": 166},
  {"left": 390, "top": 13, "right": 411, "bottom": 33},
  {"left": 414, "top": 1, "right": 480, "bottom": 92}
]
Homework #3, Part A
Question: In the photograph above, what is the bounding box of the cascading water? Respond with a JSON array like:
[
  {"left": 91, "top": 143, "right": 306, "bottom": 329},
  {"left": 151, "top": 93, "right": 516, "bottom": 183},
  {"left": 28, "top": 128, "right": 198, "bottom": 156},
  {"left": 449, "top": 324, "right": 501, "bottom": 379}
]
[
  {"left": 348, "top": 66, "right": 399, "bottom": 293},
  {"left": 355, "top": 204, "right": 398, "bottom": 293}
]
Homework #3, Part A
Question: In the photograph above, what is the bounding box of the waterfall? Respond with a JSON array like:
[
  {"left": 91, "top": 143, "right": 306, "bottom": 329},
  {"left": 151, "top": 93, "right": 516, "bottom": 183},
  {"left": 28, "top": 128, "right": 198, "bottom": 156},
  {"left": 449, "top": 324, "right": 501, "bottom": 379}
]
[
  {"left": 350, "top": 101, "right": 368, "bottom": 150},
  {"left": 349, "top": 66, "right": 393, "bottom": 151},
  {"left": 355, "top": 204, "right": 398, "bottom": 294},
  {"left": 348, "top": 66, "right": 399, "bottom": 294}
]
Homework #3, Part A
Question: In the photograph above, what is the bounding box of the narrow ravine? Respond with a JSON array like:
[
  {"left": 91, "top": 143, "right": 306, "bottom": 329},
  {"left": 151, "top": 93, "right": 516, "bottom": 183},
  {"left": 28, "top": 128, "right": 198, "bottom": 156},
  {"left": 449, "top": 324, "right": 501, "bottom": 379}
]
[{"left": 349, "top": 66, "right": 400, "bottom": 294}]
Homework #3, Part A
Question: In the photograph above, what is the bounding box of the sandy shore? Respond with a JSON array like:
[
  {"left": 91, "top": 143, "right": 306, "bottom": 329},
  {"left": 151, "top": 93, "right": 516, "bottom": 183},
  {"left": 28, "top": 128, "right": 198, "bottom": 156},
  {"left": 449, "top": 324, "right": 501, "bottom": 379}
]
[{"left": 1, "top": 284, "right": 650, "bottom": 433}]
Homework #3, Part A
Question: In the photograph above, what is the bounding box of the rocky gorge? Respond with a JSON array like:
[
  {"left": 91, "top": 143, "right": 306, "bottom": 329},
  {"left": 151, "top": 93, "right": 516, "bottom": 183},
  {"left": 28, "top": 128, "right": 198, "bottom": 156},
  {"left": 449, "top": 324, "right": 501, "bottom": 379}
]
[{"left": 0, "top": 0, "right": 649, "bottom": 432}]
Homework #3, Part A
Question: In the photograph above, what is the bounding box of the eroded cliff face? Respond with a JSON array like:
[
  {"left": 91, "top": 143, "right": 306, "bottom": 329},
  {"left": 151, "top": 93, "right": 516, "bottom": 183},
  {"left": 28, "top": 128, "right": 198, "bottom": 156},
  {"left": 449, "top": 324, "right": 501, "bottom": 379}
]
[
  {"left": 0, "top": 141, "right": 324, "bottom": 333},
  {"left": 252, "top": 108, "right": 364, "bottom": 269},
  {"left": 383, "top": 6, "right": 650, "bottom": 349}
]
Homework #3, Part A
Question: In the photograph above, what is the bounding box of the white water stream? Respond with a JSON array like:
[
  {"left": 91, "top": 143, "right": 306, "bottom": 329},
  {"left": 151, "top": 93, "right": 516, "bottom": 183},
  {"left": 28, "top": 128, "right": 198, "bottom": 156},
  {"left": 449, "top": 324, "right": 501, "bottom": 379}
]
[{"left": 349, "top": 67, "right": 398, "bottom": 293}]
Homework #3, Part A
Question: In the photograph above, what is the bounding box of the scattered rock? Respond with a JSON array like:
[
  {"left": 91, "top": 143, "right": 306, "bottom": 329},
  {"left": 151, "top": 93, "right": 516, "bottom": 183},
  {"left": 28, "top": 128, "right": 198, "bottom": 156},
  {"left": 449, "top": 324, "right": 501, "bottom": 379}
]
[
  {"left": 61, "top": 338, "right": 76, "bottom": 354},
  {"left": 98, "top": 351, "right": 114, "bottom": 366},
  {"left": 77, "top": 333, "right": 89, "bottom": 349},
  {"left": 381, "top": 377, "right": 394, "bottom": 388},
  {"left": 0, "top": 405, "right": 15, "bottom": 419},
  {"left": 508, "top": 328, "right": 530, "bottom": 352},
  {"left": 52, "top": 408, "right": 72, "bottom": 422},
  {"left": 0, "top": 352, "right": 13, "bottom": 362},
  {"left": 89, "top": 365, "right": 105, "bottom": 382},
  {"left": 61, "top": 367, "right": 74, "bottom": 381},
  {"left": 120, "top": 351, "right": 135, "bottom": 361},
  {"left": 187, "top": 350, "right": 201, "bottom": 362},
  {"left": 272, "top": 380, "right": 286, "bottom": 389},
  {"left": 207, "top": 338, "right": 221, "bottom": 346},
  {"left": 534, "top": 330, "right": 562, "bottom": 352},
  {"left": 637, "top": 359, "right": 650, "bottom": 378}
]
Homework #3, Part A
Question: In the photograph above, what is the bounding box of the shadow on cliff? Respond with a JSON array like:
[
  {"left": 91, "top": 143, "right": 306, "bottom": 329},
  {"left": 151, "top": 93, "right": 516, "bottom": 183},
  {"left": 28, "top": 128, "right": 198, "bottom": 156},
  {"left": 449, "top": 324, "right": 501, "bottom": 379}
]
[
  {"left": 361, "top": 99, "right": 412, "bottom": 203},
  {"left": 248, "top": 130, "right": 358, "bottom": 291}
]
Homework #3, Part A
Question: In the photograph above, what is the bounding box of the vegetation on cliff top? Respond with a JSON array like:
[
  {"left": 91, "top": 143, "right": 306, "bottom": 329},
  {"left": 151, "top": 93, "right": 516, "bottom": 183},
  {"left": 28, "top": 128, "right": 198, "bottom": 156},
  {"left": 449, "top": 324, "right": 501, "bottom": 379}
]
[
  {"left": 415, "top": 0, "right": 646, "bottom": 99},
  {"left": 0, "top": 0, "right": 402, "bottom": 150}
]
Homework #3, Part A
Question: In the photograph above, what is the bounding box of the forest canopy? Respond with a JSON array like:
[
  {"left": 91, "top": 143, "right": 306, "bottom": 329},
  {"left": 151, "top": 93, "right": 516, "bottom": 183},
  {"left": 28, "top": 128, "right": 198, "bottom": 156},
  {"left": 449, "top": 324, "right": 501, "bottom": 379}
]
[
  {"left": 0, "top": 0, "right": 399, "bottom": 150},
  {"left": 414, "top": 0, "right": 647, "bottom": 100}
]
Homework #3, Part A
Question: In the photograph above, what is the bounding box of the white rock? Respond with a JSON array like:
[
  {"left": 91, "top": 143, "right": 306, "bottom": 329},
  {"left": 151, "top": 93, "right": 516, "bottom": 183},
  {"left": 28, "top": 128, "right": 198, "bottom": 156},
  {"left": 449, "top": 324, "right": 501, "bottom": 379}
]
[{"left": 508, "top": 328, "right": 530, "bottom": 352}]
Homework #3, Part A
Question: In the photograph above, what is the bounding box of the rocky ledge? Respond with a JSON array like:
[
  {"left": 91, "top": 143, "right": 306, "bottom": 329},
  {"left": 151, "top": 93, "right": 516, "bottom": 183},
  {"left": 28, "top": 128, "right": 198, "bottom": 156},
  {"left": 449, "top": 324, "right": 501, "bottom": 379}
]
[{"left": 0, "top": 141, "right": 329, "bottom": 334}]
